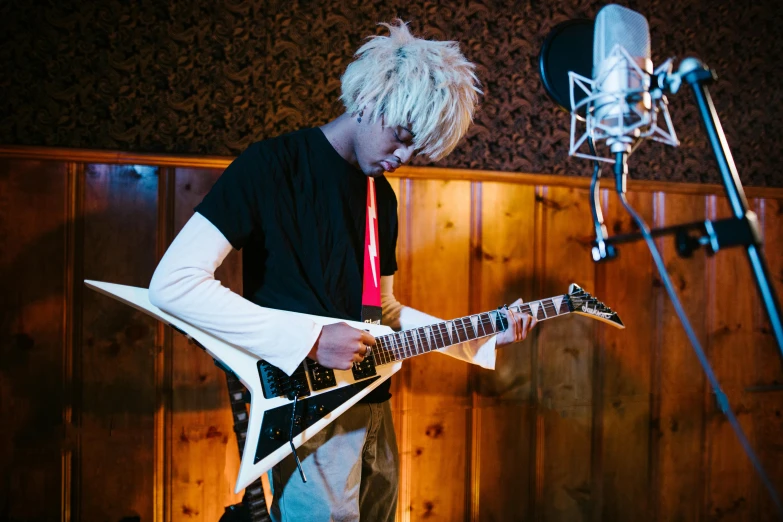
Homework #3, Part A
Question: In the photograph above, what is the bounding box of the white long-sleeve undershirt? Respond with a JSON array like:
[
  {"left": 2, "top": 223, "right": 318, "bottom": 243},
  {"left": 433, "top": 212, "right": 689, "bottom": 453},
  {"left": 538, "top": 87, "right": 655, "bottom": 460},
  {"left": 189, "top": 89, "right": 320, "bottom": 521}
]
[{"left": 149, "top": 212, "right": 497, "bottom": 375}]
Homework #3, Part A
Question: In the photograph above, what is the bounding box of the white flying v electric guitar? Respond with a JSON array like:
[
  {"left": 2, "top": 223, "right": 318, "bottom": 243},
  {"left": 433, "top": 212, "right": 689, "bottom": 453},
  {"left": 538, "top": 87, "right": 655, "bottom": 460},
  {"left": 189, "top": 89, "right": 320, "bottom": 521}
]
[{"left": 85, "top": 280, "right": 623, "bottom": 493}]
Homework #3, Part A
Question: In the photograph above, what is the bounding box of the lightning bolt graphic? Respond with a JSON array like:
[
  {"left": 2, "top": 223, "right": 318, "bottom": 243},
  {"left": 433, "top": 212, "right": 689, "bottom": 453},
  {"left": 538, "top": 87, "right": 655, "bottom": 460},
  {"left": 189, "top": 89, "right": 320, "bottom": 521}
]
[{"left": 368, "top": 178, "right": 379, "bottom": 288}]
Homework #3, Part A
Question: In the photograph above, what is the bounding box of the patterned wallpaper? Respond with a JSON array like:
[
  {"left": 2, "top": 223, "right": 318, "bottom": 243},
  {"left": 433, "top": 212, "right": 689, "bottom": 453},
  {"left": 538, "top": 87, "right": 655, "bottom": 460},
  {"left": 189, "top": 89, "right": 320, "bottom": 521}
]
[{"left": 1, "top": 0, "right": 781, "bottom": 186}]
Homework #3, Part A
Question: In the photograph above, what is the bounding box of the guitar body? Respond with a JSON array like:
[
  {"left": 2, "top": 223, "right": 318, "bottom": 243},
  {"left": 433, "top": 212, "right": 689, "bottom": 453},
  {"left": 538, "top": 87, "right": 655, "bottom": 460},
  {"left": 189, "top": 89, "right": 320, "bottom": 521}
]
[
  {"left": 85, "top": 280, "right": 400, "bottom": 493},
  {"left": 85, "top": 279, "right": 623, "bottom": 494}
]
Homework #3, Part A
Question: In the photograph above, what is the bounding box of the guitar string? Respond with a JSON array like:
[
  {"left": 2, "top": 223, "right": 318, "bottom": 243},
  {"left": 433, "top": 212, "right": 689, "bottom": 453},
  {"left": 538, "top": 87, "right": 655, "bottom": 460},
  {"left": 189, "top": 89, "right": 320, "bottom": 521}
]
[
  {"left": 369, "top": 299, "right": 613, "bottom": 364},
  {"left": 370, "top": 304, "right": 569, "bottom": 364},
  {"left": 361, "top": 294, "right": 611, "bottom": 365}
]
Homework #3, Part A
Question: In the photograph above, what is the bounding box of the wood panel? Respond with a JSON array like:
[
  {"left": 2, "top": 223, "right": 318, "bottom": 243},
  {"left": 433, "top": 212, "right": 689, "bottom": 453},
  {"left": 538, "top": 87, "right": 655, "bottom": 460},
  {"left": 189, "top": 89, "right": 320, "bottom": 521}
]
[
  {"left": 2, "top": 149, "right": 783, "bottom": 522},
  {"left": 0, "top": 159, "right": 68, "bottom": 522},
  {"left": 473, "top": 181, "right": 538, "bottom": 521},
  {"left": 754, "top": 198, "right": 783, "bottom": 521},
  {"left": 655, "top": 192, "right": 709, "bottom": 522},
  {"left": 536, "top": 186, "right": 596, "bottom": 522},
  {"left": 169, "top": 167, "right": 245, "bottom": 521},
  {"left": 595, "top": 189, "right": 656, "bottom": 522},
  {"left": 405, "top": 179, "right": 473, "bottom": 521},
  {"left": 705, "top": 196, "right": 758, "bottom": 521},
  {"left": 385, "top": 176, "right": 411, "bottom": 522},
  {"left": 80, "top": 164, "right": 159, "bottom": 521}
]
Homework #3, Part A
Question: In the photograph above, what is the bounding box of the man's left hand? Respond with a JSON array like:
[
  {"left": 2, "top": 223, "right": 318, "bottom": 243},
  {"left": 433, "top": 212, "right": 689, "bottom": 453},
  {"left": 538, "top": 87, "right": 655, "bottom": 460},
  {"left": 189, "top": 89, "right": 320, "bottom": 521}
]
[{"left": 496, "top": 297, "right": 537, "bottom": 347}]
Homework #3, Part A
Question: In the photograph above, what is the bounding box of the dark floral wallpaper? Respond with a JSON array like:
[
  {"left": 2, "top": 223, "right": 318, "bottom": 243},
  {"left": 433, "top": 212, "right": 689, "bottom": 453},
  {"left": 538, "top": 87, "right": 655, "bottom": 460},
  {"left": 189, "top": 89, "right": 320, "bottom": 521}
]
[{"left": 1, "top": 0, "right": 781, "bottom": 186}]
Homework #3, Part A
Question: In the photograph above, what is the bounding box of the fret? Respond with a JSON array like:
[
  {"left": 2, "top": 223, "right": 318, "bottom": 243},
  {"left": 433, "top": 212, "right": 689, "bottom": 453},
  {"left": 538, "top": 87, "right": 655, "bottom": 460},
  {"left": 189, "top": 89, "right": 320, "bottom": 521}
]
[
  {"left": 543, "top": 298, "right": 556, "bottom": 317},
  {"left": 552, "top": 295, "right": 564, "bottom": 314},
  {"left": 457, "top": 317, "right": 470, "bottom": 343},
  {"left": 452, "top": 319, "right": 463, "bottom": 343},
  {"left": 391, "top": 332, "right": 401, "bottom": 360},
  {"left": 469, "top": 315, "right": 479, "bottom": 339},
  {"left": 371, "top": 292, "right": 580, "bottom": 367},
  {"left": 405, "top": 330, "right": 416, "bottom": 357},
  {"left": 423, "top": 326, "right": 433, "bottom": 352},
  {"left": 393, "top": 333, "right": 403, "bottom": 360},
  {"left": 478, "top": 313, "right": 488, "bottom": 336},
  {"left": 460, "top": 317, "right": 472, "bottom": 341},
  {"left": 434, "top": 323, "right": 447, "bottom": 348},
  {"left": 489, "top": 311, "right": 498, "bottom": 333},
  {"left": 528, "top": 301, "right": 539, "bottom": 319},
  {"left": 411, "top": 329, "right": 422, "bottom": 355},
  {"left": 419, "top": 327, "right": 432, "bottom": 353},
  {"left": 410, "top": 329, "right": 419, "bottom": 357},
  {"left": 445, "top": 321, "right": 454, "bottom": 344},
  {"left": 420, "top": 327, "right": 430, "bottom": 353},
  {"left": 384, "top": 336, "right": 393, "bottom": 362},
  {"left": 397, "top": 332, "right": 405, "bottom": 359}
]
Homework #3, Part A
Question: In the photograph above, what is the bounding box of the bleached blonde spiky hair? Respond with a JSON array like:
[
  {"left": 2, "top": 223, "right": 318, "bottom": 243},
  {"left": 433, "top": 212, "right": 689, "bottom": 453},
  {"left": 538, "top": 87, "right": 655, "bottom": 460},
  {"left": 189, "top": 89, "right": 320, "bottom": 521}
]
[{"left": 340, "top": 20, "right": 482, "bottom": 161}]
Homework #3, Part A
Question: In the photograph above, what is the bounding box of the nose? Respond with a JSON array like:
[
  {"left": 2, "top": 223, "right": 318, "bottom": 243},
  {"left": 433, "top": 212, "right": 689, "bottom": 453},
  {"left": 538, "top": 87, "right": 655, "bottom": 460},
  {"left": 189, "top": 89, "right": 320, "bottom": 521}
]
[{"left": 395, "top": 144, "right": 415, "bottom": 166}]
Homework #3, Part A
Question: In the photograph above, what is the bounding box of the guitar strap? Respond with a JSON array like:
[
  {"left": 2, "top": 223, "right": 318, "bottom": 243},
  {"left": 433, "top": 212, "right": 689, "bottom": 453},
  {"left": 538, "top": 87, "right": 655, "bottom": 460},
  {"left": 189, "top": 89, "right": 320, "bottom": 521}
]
[{"left": 361, "top": 177, "right": 382, "bottom": 325}]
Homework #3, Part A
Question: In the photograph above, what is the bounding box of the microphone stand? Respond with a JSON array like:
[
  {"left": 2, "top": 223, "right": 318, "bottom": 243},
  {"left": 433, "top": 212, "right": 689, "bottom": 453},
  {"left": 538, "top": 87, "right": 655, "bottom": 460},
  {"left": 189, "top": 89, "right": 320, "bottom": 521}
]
[
  {"left": 602, "top": 143, "right": 783, "bottom": 519},
  {"left": 591, "top": 57, "right": 783, "bottom": 357},
  {"left": 680, "top": 58, "right": 783, "bottom": 355}
]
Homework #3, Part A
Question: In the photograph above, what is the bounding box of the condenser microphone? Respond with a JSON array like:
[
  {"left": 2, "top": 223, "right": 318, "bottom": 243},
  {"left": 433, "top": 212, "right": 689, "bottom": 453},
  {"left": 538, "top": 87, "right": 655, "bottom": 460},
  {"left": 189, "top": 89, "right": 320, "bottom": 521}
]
[
  {"left": 592, "top": 4, "right": 654, "bottom": 154},
  {"left": 560, "top": 4, "right": 678, "bottom": 162}
]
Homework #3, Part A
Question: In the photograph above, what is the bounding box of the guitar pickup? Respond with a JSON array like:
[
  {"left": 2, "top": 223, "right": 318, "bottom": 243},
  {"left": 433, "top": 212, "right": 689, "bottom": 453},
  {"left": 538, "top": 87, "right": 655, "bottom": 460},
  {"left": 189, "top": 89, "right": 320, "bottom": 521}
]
[
  {"left": 351, "top": 357, "right": 377, "bottom": 380},
  {"left": 305, "top": 359, "right": 337, "bottom": 391}
]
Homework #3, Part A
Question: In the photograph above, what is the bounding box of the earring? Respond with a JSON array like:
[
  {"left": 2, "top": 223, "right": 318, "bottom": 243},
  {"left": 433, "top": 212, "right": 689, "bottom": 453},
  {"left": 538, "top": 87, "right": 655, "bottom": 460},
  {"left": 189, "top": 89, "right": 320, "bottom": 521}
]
[{"left": 357, "top": 110, "right": 363, "bottom": 123}]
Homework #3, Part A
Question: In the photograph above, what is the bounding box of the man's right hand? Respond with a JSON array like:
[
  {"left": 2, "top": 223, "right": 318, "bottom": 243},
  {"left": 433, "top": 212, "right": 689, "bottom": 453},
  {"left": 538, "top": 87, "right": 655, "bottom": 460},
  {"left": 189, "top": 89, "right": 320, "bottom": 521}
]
[{"left": 307, "top": 322, "right": 376, "bottom": 370}]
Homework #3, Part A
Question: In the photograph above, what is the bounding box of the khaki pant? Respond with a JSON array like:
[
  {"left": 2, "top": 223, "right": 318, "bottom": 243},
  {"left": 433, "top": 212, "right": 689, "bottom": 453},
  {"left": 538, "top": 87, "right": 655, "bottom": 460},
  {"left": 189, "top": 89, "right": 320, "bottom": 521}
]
[{"left": 270, "top": 401, "right": 398, "bottom": 522}]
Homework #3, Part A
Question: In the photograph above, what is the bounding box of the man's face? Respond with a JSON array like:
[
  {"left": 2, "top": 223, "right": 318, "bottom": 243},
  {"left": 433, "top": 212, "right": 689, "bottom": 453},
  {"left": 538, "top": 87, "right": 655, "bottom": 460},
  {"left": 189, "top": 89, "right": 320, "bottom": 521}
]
[{"left": 354, "top": 114, "right": 416, "bottom": 177}]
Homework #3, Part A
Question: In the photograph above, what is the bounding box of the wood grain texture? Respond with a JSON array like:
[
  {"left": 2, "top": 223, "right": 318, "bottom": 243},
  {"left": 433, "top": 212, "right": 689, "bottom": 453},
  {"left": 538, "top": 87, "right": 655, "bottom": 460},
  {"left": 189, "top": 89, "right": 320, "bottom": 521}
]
[
  {"left": 594, "top": 190, "right": 656, "bottom": 522},
  {"left": 2, "top": 150, "right": 783, "bottom": 522},
  {"left": 536, "top": 186, "right": 596, "bottom": 522},
  {"left": 0, "top": 159, "right": 68, "bottom": 522},
  {"left": 753, "top": 198, "right": 783, "bottom": 522},
  {"left": 654, "top": 192, "right": 709, "bottom": 522},
  {"left": 704, "top": 196, "right": 757, "bottom": 522},
  {"left": 405, "top": 179, "right": 473, "bottom": 521},
  {"left": 81, "top": 163, "right": 158, "bottom": 521},
  {"left": 4, "top": 145, "right": 783, "bottom": 199},
  {"left": 473, "top": 181, "right": 538, "bottom": 521},
  {"left": 169, "top": 167, "right": 245, "bottom": 521}
]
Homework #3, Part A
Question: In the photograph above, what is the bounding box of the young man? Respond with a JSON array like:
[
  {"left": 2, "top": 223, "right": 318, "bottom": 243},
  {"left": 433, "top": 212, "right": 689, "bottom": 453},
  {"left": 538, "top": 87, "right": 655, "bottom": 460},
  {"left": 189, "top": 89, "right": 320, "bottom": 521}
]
[{"left": 149, "top": 20, "right": 536, "bottom": 522}]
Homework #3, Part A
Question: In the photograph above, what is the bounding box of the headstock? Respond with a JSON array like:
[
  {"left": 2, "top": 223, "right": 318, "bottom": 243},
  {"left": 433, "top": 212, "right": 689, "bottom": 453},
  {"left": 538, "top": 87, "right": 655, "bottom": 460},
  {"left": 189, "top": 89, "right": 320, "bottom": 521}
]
[{"left": 566, "top": 283, "right": 625, "bottom": 329}]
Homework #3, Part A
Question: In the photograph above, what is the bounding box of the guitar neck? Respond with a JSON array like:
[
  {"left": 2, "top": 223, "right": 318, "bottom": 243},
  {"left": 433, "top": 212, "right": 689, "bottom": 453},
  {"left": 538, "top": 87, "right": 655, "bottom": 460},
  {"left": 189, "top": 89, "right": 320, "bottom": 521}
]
[{"left": 370, "top": 294, "right": 571, "bottom": 366}]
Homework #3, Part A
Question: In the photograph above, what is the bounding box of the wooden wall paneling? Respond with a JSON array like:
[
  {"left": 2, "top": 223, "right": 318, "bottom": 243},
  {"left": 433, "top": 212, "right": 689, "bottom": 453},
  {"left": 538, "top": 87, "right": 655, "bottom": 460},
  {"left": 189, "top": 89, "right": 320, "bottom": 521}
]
[
  {"left": 385, "top": 176, "right": 413, "bottom": 522},
  {"left": 405, "top": 179, "right": 473, "bottom": 521},
  {"left": 750, "top": 197, "right": 783, "bottom": 521},
  {"left": 473, "top": 181, "right": 538, "bottom": 521},
  {"left": 535, "top": 186, "right": 596, "bottom": 522},
  {"left": 593, "top": 189, "right": 656, "bottom": 521},
  {"left": 704, "top": 196, "right": 757, "bottom": 521},
  {"left": 654, "top": 192, "right": 709, "bottom": 522},
  {"left": 81, "top": 164, "right": 159, "bottom": 521},
  {"left": 169, "top": 168, "right": 245, "bottom": 521},
  {"left": 155, "top": 166, "right": 175, "bottom": 522},
  {"left": 64, "top": 161, "right": 85, "bottom": 522},
  {"left": 0, "top": 159, "right": 68, "bottom": 521}
]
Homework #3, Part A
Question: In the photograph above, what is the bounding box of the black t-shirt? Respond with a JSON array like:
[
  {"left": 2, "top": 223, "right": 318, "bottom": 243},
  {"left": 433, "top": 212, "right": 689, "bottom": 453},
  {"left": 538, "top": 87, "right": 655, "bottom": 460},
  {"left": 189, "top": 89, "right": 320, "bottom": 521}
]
[{"left": 195, "top": 127, "right": 398, "bottom": 402}]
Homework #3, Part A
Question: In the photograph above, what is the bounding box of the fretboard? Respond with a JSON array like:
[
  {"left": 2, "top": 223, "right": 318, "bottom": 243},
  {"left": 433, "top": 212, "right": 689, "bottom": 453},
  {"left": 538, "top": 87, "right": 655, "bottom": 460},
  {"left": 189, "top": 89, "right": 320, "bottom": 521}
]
[{"left": 370, "top": 294, "right": 570, "bottom": 366}]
